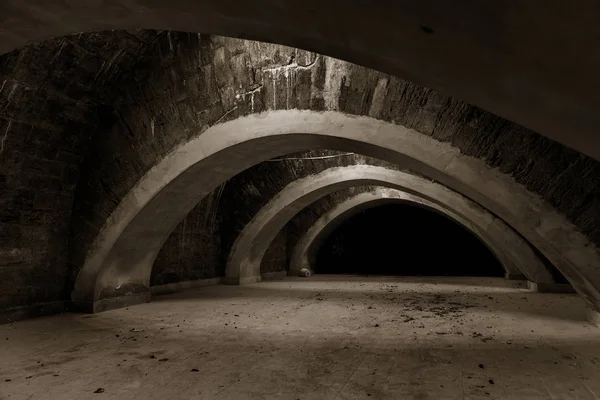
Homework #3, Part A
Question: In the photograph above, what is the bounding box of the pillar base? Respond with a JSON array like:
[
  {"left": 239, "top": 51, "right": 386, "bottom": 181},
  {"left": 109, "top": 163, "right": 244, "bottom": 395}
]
[
  {"left": 68, "top": 292, "right": 151, "bottom": 314},
  {"left": 527, "top": 281, "right": 576, "bottom": 294},
  {"left": 220, "top": 276, "right": 261, "bottom": 285},
  {"left": 504, "top": 272, "right": 526, "bottom": 281},
  {"left": 588, "top": 308, "right": 600, "bottom": 328}
]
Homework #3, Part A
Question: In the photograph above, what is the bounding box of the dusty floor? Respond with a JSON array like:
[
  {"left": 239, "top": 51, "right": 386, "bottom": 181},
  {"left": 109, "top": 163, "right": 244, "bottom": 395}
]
[{"left": 1, "top": 276, "right": 600, "bottom": 400}]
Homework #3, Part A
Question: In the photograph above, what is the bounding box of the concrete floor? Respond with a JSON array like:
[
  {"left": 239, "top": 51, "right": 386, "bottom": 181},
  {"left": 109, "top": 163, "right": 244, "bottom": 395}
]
[{"left": 2, "top": 276, "right": 600, "bottom": 400}]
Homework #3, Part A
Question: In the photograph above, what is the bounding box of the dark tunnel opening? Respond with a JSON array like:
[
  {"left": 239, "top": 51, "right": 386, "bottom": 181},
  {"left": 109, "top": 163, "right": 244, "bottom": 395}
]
[{"left": 315, "top": 203, "right": 505, "bottom": 277}]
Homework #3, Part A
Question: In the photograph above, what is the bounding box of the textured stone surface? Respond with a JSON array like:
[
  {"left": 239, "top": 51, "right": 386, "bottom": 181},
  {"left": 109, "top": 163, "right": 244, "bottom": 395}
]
[
  {"left": 149, "top": 151, "right": 381, "bottom": 285},
  {"left": 226, "top": 166, "right": 554, "bottom": 285},
  {"left": 2, "top": 1, "right": 600, "bottom": 160},
  {"left": 149, "top": 149, "right": 388, "bottom": 285},
  {"left": 152, "top": 190, "right": 222, "bottom": 285},
  {"left": 215, "top": 151, "right": 390, "bottom": 274},
  {"left": 0, "top": 31, "right": 161, "bottom": 310},
  {"left": 153, "top": 153, "right": 374, "bottom": 281},
  {"left": 69, "top": 34, "right": 600, "bottom": 286},
  {"left": 69, "top": 110, "right": 600, "bottom": 313},
  {"left": 1, "top": 32, "right": 600, "bottom": 312}
]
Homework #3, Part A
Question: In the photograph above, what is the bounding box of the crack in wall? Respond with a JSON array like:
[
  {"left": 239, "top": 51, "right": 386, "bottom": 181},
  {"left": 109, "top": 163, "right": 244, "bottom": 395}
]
[
  {"left": 214, "top": 106, "right": 238, "bottom": 125},
  {"left": 0, "top": 82, "right": 18, "bottom": 113},
  {"left": 0, "top": 120, "right": 11, "bottom": 156}
]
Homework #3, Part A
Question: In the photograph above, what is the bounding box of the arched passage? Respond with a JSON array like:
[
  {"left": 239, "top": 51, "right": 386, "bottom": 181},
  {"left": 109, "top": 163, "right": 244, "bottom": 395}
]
[
  {"left": 228, "top": 168, "right": 552, "bottom": 285},
  {"left": 71, "top": 111, "right": 600, "bottom": 313},
  {"left": 314, "top": 203, "right": 505, "bottom": 277},
  {"left": 290, "top": 189, "right": 526, "bottom": 280}
]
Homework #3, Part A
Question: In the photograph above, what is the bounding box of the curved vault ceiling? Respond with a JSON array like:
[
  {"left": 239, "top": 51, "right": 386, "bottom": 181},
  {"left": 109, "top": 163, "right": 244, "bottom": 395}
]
[
  {"left": 70, "top": 111, "right": 600, "bottom": 313},
  {"left": 226, "top": 171, "right": 551, "bottom": 284},
  {"left": 1, "top": 2, "right": 600, "bottom": 159},
  {"left": 0, "top": 30, "right": 599, "bottom": 316},
  {"left": 290, "top": 188, "right": 514, "bottom": 277}
]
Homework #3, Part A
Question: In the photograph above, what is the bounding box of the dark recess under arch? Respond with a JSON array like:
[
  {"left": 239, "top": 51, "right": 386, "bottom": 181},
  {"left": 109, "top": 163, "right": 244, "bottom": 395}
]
[{"left": 316, "top": 203, "right": 505, "bottom": 277}]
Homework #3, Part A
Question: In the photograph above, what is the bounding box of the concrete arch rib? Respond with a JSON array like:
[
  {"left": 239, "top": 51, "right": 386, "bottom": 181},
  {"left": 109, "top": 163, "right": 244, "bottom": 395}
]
[
  {"left": 227, "top": 168, "right": 551, "bottom": 284},
  {"left": 289, "top": 188, "right": 529, "bottom": 280},
  {"left": 71, "top": 110, "right": 600, "bottom": 313},
  {"left": 1, "top": 3, "right": 600, "bottom": 160}
]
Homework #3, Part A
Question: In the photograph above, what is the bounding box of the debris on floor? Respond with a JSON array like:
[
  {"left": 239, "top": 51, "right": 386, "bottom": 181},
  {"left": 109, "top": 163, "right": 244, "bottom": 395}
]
[{"left": 2, "top": 276, "right": 598, "bottom": 400}]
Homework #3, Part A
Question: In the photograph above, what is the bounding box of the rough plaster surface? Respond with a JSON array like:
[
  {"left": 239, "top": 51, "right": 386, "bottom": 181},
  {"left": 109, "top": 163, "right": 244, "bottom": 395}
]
[
  {"left": 73, "top": 111, "right": 600, "bottom": 312},
  {"left": 1, "top": 3, "right": 600, "bottom": 160},
  {"left": 287, "top": 188, "right": 543, "bottom": 281},
  {"left": 2, "top": 277, "right": 600, "bottom": 399}
]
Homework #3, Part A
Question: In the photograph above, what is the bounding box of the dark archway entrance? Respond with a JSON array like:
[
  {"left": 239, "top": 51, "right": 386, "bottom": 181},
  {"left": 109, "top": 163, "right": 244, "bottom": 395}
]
[{"left": 315, "top": 203, "right": 504, "bottom": 276}]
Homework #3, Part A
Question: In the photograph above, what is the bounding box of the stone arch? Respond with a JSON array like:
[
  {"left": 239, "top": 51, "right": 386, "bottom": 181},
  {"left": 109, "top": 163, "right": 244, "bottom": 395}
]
[
  {"left": 71, "top": 110, "right": 600, "bottom": 312},
  {"left": 1, "top": 3, "right": 598, "bottom": 161},
  {"left": 228, "top": 169, "right": 551, "bottom": 284},
  {"left": 289, "top": 188, "right": 535, "bottom": 279}
]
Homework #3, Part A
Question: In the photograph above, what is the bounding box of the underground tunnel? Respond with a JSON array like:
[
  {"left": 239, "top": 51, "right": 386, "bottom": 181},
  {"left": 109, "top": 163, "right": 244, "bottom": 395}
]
[
  {"left": 314, "top": 203, "right": 505, "bottom": 277},
  {"left": 1, "top": 8, "right": 600, "bottom": 398}
]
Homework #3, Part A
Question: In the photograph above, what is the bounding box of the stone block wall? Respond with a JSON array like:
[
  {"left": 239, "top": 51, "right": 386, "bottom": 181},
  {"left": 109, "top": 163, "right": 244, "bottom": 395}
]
[
  {"left": 1, "top": 30, "right": 599, "bottom": 312},
  {"left": 0, "top": 31, "right": 161, "bottom": 310}
]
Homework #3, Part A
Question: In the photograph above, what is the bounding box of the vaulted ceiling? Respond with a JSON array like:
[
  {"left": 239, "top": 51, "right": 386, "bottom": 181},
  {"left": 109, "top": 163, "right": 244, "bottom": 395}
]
[{"left": 1, "top": 4, "right": 599, "bottom": 319}]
